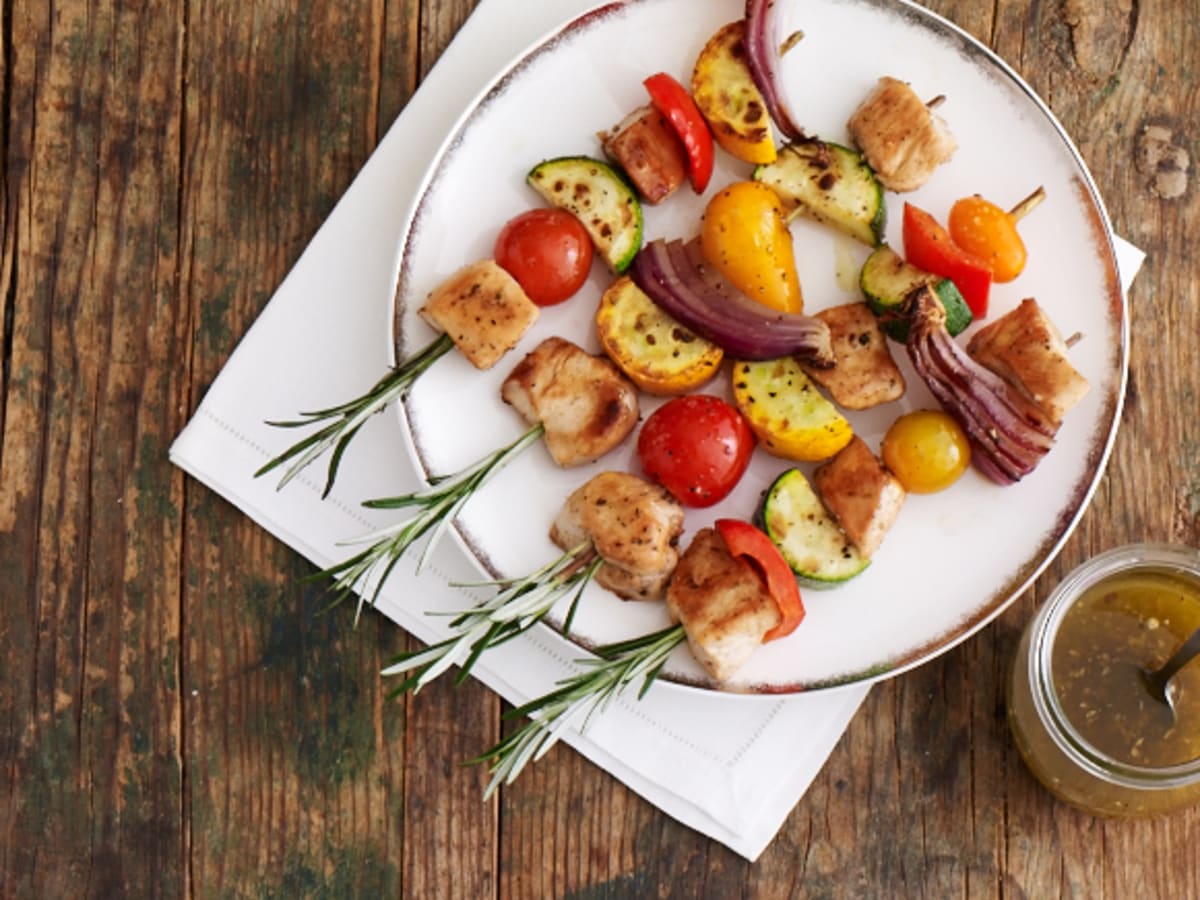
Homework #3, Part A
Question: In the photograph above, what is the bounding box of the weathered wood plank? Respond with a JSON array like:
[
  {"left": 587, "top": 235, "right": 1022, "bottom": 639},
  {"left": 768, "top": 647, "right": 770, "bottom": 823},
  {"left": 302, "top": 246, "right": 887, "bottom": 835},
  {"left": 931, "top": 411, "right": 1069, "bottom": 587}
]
[
  {"left": 176, "top": 0, "right": 500, "bottom": 896},
  {"left": 176, "top": 1, "right": 424, "bottom": 896},
  {"left": 0, "top": 1, "right": 190, "bottom": 897},
  {"left": 381, "top": 4, "right": 502, "bottom": 897}
]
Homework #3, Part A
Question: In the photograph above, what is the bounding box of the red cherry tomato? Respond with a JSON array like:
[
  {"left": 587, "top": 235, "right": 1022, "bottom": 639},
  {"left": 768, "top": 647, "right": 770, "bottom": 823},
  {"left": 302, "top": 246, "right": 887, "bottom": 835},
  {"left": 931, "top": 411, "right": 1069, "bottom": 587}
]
[
  {"left": 637, "top": 395, "right": 755, "bottom": 508},
  {"left": 494, "top": 208, "right": 593, "bottom": 306}
]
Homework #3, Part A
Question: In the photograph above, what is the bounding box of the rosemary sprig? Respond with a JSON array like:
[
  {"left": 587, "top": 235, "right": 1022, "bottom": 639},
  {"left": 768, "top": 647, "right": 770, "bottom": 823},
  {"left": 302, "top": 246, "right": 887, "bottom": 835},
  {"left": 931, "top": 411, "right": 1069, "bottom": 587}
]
[
  {"left": 314, "top": 423, "right": 545, "bottom": 618},
  {"left": 470, "top": 623, "right": 687, "bottom": 798},
  {"left": 380, "top": 542, "right": 602, "bottom": 695},
  {"left": 255, "top": 333, "right": 455, "bottom": 497}
]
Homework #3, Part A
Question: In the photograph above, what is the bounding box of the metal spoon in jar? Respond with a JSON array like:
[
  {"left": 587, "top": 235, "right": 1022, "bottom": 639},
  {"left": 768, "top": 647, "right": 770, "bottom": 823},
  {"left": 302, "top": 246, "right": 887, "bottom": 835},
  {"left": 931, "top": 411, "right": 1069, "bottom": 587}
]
[{"left": 1141, "top": 624, "right": 1200, "bottom": 716}]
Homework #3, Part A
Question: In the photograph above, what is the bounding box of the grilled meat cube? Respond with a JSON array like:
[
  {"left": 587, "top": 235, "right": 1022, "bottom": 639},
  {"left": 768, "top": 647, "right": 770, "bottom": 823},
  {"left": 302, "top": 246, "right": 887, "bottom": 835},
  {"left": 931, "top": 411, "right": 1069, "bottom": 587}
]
[
  {"left": 600, "top": 105, "right": 689, "bottom": 205},
  {"left": 847, "top": 76, "right": 957, "bottom": 192},
  {"left": 966, "top": 298, "right": 1090, "bottom": 425},
  {"left": 419, "top": 259, "right": 539, "bottom": 369},
  {"left": 666, "top": 527, "right": 780, "bottom": 683},
  {"left": 501, "top": 336, "right": 640, "bottom": 468},
  {"left": 550, "top": 471, "right": 685, "bottom": 601},
  {"left": 801, "top": 301, "right": 905, "bottom": 410},
  {"left": 813, "top": 435, "right": 906, "bottom": 559}
]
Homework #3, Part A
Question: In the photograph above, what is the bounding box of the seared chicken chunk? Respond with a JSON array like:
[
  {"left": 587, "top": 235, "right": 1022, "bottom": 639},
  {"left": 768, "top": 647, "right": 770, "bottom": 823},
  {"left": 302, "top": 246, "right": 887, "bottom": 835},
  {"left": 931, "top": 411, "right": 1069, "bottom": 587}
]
[
  {"left": 813, "top": 436, "right": 906, "bottom": 558},
  {"left": 801, "top": 302, "right": 905, "bottom": 410},
  {"left": 966, "top": 298, "right": 1090, "bottom": 425},
  {"left": 419, "top": 259, "right": 539, "bottom": 369},
  {"left": 600, "top": 105, "right": 688, "bottom": 205},
  {"left": 550, "top": 471, "right": 685, "bottom": 601},
  {"left": 501, "top": 336, "right": 640, "bottom": 468},
  {"left": 666, "top": 527, "right": 780, "bottom": 683},
  {"left": 847, "top": 76, "right": 957, "bottom": 192}
]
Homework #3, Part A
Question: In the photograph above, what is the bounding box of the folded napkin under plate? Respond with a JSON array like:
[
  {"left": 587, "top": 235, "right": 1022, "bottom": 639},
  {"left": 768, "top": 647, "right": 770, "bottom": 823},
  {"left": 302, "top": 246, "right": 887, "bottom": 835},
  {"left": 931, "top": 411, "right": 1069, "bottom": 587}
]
[{"left": 170, "top": 0, "right": 1144, "bottom": 860}]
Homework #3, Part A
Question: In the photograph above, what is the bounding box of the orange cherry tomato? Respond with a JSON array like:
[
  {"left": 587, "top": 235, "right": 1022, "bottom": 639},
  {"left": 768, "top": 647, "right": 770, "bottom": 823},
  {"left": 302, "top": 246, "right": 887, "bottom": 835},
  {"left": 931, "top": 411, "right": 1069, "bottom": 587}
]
[
  {"left": 700, "top": 181, "right": 803, "bottom": 314},
  {"left": 948, "top": 187, "right": 1044, "bottom": 284}
]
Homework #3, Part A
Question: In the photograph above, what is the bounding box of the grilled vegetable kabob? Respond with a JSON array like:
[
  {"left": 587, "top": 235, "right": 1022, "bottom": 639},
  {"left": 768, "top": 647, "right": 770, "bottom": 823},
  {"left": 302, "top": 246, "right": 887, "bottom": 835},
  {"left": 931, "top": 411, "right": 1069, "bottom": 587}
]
[
  {"left": 382, "top": 469, "right": 686, "bottom": 695},
  {"left": 324, "top": 334, "right": 640, "bottom": 614},
  {"left": 256, "top": 257, "right": 543, "bottom": 496},
  {"left": 467, "top": 515, "right": 806, "bottom": 797},
  {"left": 903, "top": 287, "right": 1088, "bottom": 485},
  {"left": 375, "top": 279, "right": 836, "bottom": 707},
  {"left": 254, "top": 153, "right": 624, "bottom": 497}
]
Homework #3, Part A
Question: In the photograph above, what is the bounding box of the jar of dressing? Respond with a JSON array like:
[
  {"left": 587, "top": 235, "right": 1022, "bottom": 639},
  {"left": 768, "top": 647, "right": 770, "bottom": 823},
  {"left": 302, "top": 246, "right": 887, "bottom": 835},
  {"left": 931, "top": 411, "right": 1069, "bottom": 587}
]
[{"left": 1008, "top": 544, "right": 1200, "bottom": 816}]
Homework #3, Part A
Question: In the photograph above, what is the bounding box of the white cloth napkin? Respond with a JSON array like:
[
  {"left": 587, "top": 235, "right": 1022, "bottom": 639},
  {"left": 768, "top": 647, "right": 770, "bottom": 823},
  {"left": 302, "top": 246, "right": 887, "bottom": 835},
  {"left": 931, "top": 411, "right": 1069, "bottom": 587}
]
[{"left": 169, "top": 0, "right": 1144, "bottom": 860}]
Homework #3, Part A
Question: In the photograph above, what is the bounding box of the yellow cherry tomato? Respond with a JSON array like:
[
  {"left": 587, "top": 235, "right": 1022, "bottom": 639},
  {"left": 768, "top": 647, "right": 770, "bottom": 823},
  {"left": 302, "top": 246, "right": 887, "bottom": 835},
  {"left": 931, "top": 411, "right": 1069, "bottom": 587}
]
[
  {"left": 948, "top": 186, "right": 1045, "bottom": 283},
  {"left": 700, "top": 181, "right": 803, "bottom": 314},
  {"left": 881, "top": 410, "right": 971, "bottom": 494}
]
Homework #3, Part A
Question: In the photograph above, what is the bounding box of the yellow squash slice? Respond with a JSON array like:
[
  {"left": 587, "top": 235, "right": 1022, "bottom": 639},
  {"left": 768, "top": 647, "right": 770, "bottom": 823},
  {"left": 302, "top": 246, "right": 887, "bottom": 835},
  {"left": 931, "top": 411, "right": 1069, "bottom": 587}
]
[
  {"left": 691, "top": 21, "right": 777, "bottom": 165},
  {"left": 731, "top": 356, "right": 853, "bottom": 461},
  {"left": 595, "top": 277, "right": 723, "bottom": 395}
]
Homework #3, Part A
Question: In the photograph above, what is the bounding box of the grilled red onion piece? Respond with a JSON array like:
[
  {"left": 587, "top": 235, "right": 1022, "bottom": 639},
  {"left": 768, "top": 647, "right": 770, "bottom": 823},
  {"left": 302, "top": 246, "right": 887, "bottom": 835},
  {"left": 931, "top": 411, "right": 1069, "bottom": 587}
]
[
  {"left": 630, "top": 237, "right": 834, "bottom": 366},
  {"left": 906, "top": 287, "right": 1057, "bottom": 485},
  {"left": 744, "top": 0, "right": 806, "bottom": 141}
]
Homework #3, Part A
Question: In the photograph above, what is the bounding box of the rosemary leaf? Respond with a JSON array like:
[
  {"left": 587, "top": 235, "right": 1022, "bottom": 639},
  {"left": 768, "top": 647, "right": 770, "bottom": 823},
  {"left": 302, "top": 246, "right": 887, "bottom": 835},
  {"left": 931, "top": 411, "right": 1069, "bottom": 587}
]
[
  {"left": 379, "top": 542, "right": 601, "bottom": 694},
  {"left": 255, "top": 333, "right": 454, "bottom": 496},
  {"left": 470, "top": 624, "right": 687, "bottom": 798},
  {"left": 314, "top": 423, "right": 545, "bottom": 620}
]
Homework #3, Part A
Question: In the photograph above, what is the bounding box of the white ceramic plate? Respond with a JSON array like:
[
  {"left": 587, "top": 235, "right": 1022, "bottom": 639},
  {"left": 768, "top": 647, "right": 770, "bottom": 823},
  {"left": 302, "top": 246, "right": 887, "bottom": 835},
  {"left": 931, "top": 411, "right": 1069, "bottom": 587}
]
[{"left": 392, "top": 0, "right": 1126, "bottom": 693}]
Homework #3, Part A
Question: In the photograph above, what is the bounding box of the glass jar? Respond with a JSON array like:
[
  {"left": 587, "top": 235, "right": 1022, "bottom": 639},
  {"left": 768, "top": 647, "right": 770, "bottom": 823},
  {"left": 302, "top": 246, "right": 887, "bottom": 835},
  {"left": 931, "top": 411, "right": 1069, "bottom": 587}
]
[{"left": 1008, "top": 543, "right": 1200, "bottom": 816}]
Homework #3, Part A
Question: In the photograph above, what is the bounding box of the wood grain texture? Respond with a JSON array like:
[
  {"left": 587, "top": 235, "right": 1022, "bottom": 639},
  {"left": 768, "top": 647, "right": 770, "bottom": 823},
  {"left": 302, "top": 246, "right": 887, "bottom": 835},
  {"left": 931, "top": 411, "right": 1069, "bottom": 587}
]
[{"left": 1, "top": 0, "right": 1198, "bottom": 897}]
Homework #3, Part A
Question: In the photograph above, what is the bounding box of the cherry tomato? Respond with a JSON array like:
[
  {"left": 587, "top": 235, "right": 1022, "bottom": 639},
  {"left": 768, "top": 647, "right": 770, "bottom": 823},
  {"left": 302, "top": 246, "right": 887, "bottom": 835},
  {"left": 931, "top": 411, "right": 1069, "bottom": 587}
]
[
  {"left": 902, "top": 202, "right": 992, "bottom": 318},
  {"left": 948, "top": 186, "right": 1045, "bottom": 283},
  {"left": 948, "top": 197, "right": 1026, "bottom": 283},
  {"left": 637, "top": 395, "right": 755, "bottom": 507},
  {"left": 881, "top": 410, "right": 971, "bottom": 494},
  {"left": 714, "top": 518, "right": 804, "bottom": 642},
  {"left": 494, "top": 208, "right": 593, "bottom": 306}
]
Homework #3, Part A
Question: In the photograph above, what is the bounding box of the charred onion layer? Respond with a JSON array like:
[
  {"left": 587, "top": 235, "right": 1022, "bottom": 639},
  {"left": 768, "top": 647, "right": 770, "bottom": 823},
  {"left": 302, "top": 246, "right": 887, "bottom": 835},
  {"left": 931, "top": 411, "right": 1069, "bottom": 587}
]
[
  {"left": 906, "top": 287, "right": 1057, "bottom": 485},
  {"left": 630, "top": 237, "right": 834, "bottom": 366},
  {"left": 744, "top": 0, "right": 806, "bottom": 142}
]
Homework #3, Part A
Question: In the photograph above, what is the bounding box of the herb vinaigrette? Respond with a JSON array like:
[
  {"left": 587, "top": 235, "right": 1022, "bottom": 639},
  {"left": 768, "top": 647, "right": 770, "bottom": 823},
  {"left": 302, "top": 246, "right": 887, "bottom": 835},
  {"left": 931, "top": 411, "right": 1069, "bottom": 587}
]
[
  {"left": 1008, "top": 546, "right": 1200, "bottom": 817},
  {"left": 1051, "top": 568, "right": 1200, "bottom": 767}
]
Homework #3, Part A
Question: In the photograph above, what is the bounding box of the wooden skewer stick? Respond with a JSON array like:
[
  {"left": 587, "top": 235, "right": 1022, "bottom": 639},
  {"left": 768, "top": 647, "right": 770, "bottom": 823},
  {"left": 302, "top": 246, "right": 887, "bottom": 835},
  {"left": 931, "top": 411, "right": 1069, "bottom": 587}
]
[{"left": 1008, "top": 185, "right": 1047, "bottom": 221}]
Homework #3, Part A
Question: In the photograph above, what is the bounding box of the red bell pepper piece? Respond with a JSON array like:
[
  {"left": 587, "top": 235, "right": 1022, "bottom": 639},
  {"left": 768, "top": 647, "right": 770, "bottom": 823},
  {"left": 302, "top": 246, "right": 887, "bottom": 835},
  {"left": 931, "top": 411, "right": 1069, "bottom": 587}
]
[
  {"left": 902, "top": 202, "right": 993, "bottom": 318},
  {"left": 714, "top": 518, "right": 804, "bottom": 643},
  {"left": 643, "top": 72, "right": 714, "bottom": 194}
]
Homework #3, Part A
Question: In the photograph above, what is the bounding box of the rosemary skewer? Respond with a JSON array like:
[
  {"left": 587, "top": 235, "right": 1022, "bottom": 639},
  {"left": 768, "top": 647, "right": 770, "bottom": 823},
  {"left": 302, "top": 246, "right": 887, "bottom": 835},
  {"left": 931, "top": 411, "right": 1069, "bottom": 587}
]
[
  {"left": 470, "top": 623, "right": 688, "bottom": 798},
  {"left": 380, "top": 542, "right": 602, "bottom": 694},
  {"left": 314, "top": 423, "right": 545, "bottom": 618},
  {"left": 255, "top": 333, "right": 454, "bottom": 497}
]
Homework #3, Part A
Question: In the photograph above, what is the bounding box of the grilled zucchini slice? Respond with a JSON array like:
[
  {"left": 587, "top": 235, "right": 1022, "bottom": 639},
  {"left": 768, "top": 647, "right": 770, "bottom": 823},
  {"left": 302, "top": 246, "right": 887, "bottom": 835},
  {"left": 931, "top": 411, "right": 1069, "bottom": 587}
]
[
  {"left": 859, "top": 244, "right": 973, "bottom": 342},
  {"left": 759, "top": 468, "right": 869, "bottom": 586},
  {"left": 691, "top": 21, "right": 777, "bottom": 165},
  {"left": 527, "top": 156, "right": 643, "bottom": 273},
  {"left": 754, "top": 138, "right": 885, "bottom": 247}
]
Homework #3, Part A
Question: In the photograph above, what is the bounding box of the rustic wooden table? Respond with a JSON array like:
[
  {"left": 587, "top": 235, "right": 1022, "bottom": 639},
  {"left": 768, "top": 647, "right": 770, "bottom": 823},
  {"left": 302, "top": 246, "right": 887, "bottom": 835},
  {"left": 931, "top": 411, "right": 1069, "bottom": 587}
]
[{"left": 3, "top": 0, "right": 1198, "bottom": 896}]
